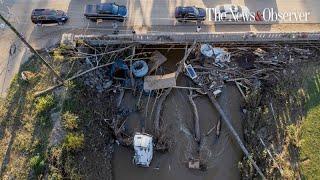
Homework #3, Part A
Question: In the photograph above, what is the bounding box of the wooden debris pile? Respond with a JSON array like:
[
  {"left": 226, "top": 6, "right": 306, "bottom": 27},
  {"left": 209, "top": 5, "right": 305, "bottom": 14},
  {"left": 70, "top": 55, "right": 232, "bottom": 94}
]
[{"left": 188, "top": 44, "right": 318, "bottom": 98}]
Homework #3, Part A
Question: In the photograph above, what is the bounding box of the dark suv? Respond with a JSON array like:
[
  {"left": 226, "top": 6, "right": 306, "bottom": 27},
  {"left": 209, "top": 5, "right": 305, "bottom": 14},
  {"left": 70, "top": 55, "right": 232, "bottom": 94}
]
[
  {"left": 175, "top": 6, "right": 206, "bottom": 22},
  {"left": 31, "top": 9, "right": 68, "bottom": 25},
  {"left": 84, "top": 3, "right": 128, "bottom": 22}
]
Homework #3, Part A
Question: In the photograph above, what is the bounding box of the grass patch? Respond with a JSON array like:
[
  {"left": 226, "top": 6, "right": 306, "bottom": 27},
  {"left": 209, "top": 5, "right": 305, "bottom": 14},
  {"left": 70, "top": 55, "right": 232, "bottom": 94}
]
[
  {"left": 300, "top": 70, "right": 320, "bottom": 179},
  {"left": 0, "top": 56, "right": 60, "bottom": 179}
]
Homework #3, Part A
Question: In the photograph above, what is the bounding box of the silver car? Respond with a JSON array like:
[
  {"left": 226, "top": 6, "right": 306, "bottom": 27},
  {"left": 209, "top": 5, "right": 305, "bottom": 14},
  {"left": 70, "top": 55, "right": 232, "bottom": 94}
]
[{"left": 214, "top": 4, "right": 251, "bottom": 22}]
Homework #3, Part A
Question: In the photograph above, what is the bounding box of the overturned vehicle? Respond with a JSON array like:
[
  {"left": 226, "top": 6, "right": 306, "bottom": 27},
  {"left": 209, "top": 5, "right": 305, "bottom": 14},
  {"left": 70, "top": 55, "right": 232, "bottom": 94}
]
[{"left": 133, "top": 132, "right": 153, "bottom": 167}]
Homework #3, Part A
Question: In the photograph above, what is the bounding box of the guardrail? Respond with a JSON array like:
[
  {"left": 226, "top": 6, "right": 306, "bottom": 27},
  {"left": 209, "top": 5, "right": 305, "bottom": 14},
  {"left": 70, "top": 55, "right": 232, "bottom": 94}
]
[{"left": 61, "top": 31, "right": 320, "bottom": 46}]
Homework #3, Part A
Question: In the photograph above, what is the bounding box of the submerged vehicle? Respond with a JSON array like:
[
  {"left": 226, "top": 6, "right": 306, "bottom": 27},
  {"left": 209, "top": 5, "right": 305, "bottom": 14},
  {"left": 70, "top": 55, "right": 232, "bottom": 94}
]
[
  {"left": 133, "top": 132, "right": 153, "bottom": 167},
  {"left": 31, "top": 9, "right": 68, "bottom": 25},
  {"left": 84, "top": 2, "right": 128, "bottom": 22}
]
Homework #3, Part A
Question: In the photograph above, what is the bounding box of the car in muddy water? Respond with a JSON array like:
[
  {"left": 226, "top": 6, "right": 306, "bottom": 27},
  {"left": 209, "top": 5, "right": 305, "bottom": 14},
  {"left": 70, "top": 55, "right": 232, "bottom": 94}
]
[
  {"left": 175, "top": 6, "right": 206, "bottom": 23},
  {"left": 133, "top": 132, "right": 153, "bottom": 167},
  {"left": 31, "top": 9, "right": 68, "bottom": 25}
]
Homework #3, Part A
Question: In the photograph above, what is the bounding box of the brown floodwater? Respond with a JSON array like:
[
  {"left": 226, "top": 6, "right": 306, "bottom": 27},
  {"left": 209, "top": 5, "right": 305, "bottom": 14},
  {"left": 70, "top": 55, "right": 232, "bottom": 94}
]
[{"left": 112, "top": 48, "right": 244, "bottom": 180}]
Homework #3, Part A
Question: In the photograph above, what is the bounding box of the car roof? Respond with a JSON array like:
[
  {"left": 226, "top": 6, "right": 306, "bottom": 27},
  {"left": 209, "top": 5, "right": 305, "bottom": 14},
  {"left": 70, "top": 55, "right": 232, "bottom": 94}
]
[
  {"left": 217, "top": 4, "right": 240, "bottom": 13},
  {"left": 98, "top": 3, "right": 119, "bottom": 13},
  {"left": 179, "top": 6, "right": 196, "bottom": 13},
  {"left": 218, "top": 4, "right": 250, "bottom": 13},
  {"left": 32, "top": 9, "right": 56, "bottom": 16}
]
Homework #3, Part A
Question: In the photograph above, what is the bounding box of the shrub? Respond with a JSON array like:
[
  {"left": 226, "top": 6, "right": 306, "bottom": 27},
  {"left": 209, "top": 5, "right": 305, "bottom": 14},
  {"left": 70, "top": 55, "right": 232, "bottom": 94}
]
[
  {"left": 62, "top": 111, "right": 78, "bottom": 130},
  {"left": 64, "top": 133, "right": 84, "bottom": 151},
  {"left": 53, "top": 50, "right": 64, "bottom": 62},
  {"left": 48, "top": 171, "right": 63, "bottom": 180},
  {"left": 286, "top": 124, "right": 300, "bottom": 147},
  {"left": 35, "top": 95, "right": 55, "bottom": 114},
  {"left": 30, "top": 155, "right": 46, "bottom": 176}
]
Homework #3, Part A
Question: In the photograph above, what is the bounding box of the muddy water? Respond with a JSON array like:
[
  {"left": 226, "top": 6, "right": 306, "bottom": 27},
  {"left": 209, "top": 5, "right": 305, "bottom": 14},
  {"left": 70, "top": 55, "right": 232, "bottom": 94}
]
[{"left": 112, "top": 49, "right": 244, "bottom": 180}]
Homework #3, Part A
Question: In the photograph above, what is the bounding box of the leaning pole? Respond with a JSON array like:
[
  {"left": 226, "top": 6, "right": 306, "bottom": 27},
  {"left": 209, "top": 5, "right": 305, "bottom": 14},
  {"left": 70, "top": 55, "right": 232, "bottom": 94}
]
[{"left": 205, "top": 86, "right": 266, "bottom": 179}]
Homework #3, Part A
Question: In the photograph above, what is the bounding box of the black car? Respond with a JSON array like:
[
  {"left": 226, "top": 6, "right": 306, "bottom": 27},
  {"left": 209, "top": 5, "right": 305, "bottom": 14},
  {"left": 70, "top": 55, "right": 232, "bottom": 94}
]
[
  {"left": 84, "top": 3, "right": 128, "bottom": 22},
  {"left": 31, "top": 9, "right": 68, "bottom": 25},
  {"left": 175, "top": 6, "right": 206, "bottom": 22}
]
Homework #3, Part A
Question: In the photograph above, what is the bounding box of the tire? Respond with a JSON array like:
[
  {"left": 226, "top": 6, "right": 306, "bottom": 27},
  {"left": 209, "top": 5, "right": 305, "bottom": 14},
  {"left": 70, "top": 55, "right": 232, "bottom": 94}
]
[{"left": 132, "top": 60, "right": 148, "bottom": 78}]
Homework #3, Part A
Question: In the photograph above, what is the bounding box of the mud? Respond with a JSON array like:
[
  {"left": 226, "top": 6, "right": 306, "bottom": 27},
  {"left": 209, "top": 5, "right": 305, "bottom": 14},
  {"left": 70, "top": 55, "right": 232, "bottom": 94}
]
[{"left": 112, "top": 48, "right": 244, "bottom": 180}]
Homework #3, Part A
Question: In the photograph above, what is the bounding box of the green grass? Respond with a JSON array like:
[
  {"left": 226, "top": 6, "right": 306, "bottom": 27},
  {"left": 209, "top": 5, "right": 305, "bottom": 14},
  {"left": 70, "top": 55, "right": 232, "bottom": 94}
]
[{"left": 300, "top": 70, "right": 320, "bottom": 179}]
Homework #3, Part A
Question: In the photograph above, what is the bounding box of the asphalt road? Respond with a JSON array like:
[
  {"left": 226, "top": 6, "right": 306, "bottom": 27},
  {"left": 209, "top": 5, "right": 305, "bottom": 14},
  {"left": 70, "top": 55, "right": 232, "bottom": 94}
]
[{"left": 0, "top": 0, "right": 320, "bottom": 97}]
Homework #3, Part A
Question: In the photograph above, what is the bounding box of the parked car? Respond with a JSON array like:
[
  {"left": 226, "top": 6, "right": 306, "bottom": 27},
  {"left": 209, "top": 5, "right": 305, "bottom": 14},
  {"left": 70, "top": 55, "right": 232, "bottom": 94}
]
[
  {"left": 175, "top": 6, "right": 206, "bottom": 22},
  {"left": 84, "top": 2, "right": 128, "bottom": 22},
  {"left": 31, "top": 9, "right": 68, "bottom": 25},
  {"left": 214, "top": 4, "right": 250, "bottom": 21}
]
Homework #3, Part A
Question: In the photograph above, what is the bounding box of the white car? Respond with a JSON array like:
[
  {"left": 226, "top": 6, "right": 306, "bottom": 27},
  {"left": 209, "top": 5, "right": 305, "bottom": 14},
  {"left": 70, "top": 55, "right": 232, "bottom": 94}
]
[
  {"left": 214, "top": 4, "right": 251, "bottom": 22},
  {"left": 133, "top": 132, "right": 153, "bottom": 167}
]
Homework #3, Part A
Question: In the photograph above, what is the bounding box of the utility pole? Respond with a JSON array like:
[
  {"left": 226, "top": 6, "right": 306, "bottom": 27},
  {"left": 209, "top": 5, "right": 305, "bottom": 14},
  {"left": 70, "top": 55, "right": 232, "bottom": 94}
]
[
  {"left": 0, "top": 13, "right": 64, "bottom": 83},
  {"left": 205, "top": 86, "right": 266, "bottom": 179}
]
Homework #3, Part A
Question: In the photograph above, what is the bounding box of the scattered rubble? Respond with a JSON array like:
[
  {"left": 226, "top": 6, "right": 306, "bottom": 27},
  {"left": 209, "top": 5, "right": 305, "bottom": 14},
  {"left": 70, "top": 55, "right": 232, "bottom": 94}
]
[{"left": 33, "top": 41, "right": 319, "bottom": 179}]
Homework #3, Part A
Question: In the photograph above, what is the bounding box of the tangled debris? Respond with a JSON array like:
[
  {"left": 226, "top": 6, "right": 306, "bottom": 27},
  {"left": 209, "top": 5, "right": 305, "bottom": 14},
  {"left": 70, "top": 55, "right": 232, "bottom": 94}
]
[{"left": 34, "top": 41, "right": 320, "bottom": 179}]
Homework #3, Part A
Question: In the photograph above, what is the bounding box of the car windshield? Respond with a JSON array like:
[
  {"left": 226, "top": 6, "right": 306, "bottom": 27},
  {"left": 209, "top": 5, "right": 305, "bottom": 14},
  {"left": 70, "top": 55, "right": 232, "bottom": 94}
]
[
  {"left": 192, "top": 7, "right": 199, "bottom": 16},
  {"left": 47, "top": 10, "right": 57, "bottom": 16},
  {"left": 111, "top": 4, "right": 119, "bottom": 14},
  {"left": 98, "top": 3, "right": 119, "bottom": 14}
]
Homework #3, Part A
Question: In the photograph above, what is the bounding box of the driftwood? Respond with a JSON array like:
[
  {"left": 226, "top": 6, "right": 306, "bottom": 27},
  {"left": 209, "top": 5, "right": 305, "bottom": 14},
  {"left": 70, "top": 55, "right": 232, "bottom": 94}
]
[
  {"left": 34, "top": 53, "right": 152, "bottom": 97},
  {"left": 129, "top": 46, "right": 136, "bottom": 91},
  {"left": 117, "top": 89, "right": 125, "bottom": 108},
  {"left": 204, "top": 86, "right": 266, "bottom": 179},
  {"left": 34, "top": 61, "right": 115, "bottom": 97},
  {"left": 172, "top": 86, "right": 201, "bottom": 90},
  {"left": 258, "top": 136, "right": 284, "bottom": 175},
  {"left": 188, "top": 90, "right": 200, "bottom": 143},
  {"left": 216, "top": 117, "right": 221, "bottom": 137},
  {"left": 206, "top": 125, "right": 216, "bottom": 136},
  {"left": 235, "top": 81, "right": 247, "bottom": 101},
  {"left": 154, "top": 88, "right": 172, "bottom": 137},
  {"left": 154, "top": 41, "right": 196, "bottom": 137}
]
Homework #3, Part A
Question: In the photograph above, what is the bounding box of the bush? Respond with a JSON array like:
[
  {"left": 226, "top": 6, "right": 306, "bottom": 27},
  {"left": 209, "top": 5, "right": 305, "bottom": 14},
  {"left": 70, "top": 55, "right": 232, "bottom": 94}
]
[
  {"left": 35, "top": 95, "right": 55, "bottom": 114},
  {"left": 30, "top": 155, "right": 46, "bottom": 176},
  {"left": 286, "top": 124, "right": 300, "bottom": 147},
  {"left": 53, "top": 50, "right": 64, "bottom": 62},
  {"left": 64, "top": 133, "right": 84, "bottom": 151},
  {"left": 62, "top": 111, "right": 78, "bottom": 130},
  {"left": 48, "top": 171, "right": 63, "bottom": 180}
]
